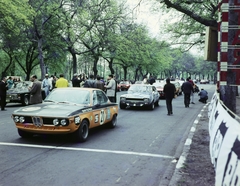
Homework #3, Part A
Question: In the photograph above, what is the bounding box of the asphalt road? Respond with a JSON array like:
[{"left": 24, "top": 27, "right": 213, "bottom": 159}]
[{"left": 0, "top": 84, "right": 216, "bottom": 186}]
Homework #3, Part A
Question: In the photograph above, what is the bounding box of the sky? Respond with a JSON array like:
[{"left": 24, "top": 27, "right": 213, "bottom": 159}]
[{"left": 125, "top": 0, "right": 203, "bottom": 56}]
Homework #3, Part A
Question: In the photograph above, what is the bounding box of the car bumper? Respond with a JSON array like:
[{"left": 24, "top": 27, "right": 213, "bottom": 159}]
[{"left": 120, "top": 101, "right": 150, "bottom": 107}]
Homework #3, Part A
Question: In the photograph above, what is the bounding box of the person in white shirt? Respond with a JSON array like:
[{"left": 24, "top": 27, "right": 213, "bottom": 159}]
[
  {"left": 42, "top": 74, "right": 52, "bottom": 97},
  {"left": 105, "top": 74, "right": 116, "bottom": 102}
]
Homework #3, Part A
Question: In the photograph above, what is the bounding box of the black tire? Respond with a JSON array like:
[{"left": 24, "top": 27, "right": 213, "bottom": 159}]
[
  {"left": 154, "top": 99, "right": 160, "bottom": 106},
  {"left": 120, "top": 103, "right": 126, "bottom": 109},
  {"left": 22, "top": 95, "right": 29, "bottom": 106},
  {"left": 149, "top": 101, "right": 155, "bottom": 110},
  {"left": 73, "top": 120, "right": 89, "bottom": 142},
  {"left": 108, "top": 114, "right": 117, "bottom": 128},
  {"left": 18, "top": 129, "right": 33, "bottom": 138}
]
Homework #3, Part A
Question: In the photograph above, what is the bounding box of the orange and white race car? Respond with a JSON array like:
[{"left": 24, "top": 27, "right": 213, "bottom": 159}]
[{"left": 12, "top": 88, "right": 118, "bottom": 142}]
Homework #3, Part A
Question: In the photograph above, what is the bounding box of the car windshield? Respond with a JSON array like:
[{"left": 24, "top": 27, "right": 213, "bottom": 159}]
[
  {"left": 128, "top": 85, "right": 151, "bottom": 93},
  {"left": 44, "top": 89, "right": 90, "bottom": 105}
]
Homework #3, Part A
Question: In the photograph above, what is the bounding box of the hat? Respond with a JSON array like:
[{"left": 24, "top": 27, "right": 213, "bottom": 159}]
[{"left": 45, "top": 74, "right": 49, "bottom": 77}]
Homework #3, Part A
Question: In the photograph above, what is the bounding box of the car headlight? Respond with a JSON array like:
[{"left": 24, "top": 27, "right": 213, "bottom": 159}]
[
  {"left": 144, "top": 98, "right": 149, "bottom": 102},
  {"left": 120, "top": 97, "right": 126, "bottom": 101},
  {"left": 60, "top": 119, "right": 67, "bottom": 126},
  {"left": 74, "top": 116, "right": 81, "bottom": 125},
  {"left": 53, "top": 119, "right": 59, "bottom": 126},
  {"left": 19, "top": 116, "right": 25, "bottom": 123},
  {"left": 14, "top": 116, "right": 19, "bottom": 122}
]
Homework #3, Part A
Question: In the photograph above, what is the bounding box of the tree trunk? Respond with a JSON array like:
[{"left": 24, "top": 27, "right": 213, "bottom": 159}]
[{"left": 38, "top": 37, "right": 45, "bottom": 80}]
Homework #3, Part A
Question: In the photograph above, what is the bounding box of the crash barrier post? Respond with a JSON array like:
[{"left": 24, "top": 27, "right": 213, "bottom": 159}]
[{"left": 208, "top": 91, "right": 240, "bottom": 186}]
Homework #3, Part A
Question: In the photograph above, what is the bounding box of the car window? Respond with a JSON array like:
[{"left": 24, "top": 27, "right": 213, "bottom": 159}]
[
  {"left": 45, "top": 89, "right": 90, "bottom": 105},
  {"left": 93, "top": 90, "right": 108, "bottom": 105}
]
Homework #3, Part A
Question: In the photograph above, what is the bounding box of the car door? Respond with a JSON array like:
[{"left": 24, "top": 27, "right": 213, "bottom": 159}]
[
  {"left": 152, "top": 86, "right": 159, "bottom": 102},
  {"left": 92, "top": 90, "right": 111, "bottom": 126}
]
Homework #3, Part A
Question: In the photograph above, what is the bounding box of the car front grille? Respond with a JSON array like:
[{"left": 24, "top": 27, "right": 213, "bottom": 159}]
[
  {"left": 21, "top": 116, "right": 55, "bottom": 125},
  {"left": 126, "top": 98, "right": 144, "bottom": 102}
]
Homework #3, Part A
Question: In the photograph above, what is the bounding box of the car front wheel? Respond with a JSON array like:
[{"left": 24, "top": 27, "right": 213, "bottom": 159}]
[
  {"left": 22, "top": 95, "right": 29, "bottom": 106},
  {"left": 73, "top": 120, "right": 89, "bottom": 142},
  {"left": 149, "top": 101, "right": 155, "bottom": 110},
  {"left": 18, "top": 129, "right": 33, "bottom": 138},
  {"left": 120, "top": 103, "right": 126, "bottom": 109}
]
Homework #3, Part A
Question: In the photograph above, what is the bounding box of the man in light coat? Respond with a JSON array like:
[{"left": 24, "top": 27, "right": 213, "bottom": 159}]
[
  {"left": 42, "top": 74, "right": 52, "bottom": 97},
  {"left": 105, "top": 74, "right": 116, "bottom": 102}
]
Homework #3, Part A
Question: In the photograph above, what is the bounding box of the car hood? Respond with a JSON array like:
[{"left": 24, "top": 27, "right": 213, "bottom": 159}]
[
  {"left": 7, "top": 89, "right": 29, "bottom": 94},
  {"left": 12, "top": 102, "right": 88, "bottom": 117},
  {"left": 121, "top": 92, "right": 151, "bottom": 99}
]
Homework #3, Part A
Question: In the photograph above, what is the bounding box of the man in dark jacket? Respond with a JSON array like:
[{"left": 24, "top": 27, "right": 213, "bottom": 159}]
[
  {"left": 0, "top": 77, "right": 8, "bottom": 111},
  {"left": 181, "top": 78, "right": 194, "bottom": 108},
  {"left": 28, "top": 75, "right": 42, "bottom": 104},
  {"left": 84, "top": 74, "right": 96, "bottom": 88},
  {"left": 71, "top": 73, "right": 81, "bottom": 87},
  {"left": 163, "top": 78, "right": 176, "bottom": 115}
]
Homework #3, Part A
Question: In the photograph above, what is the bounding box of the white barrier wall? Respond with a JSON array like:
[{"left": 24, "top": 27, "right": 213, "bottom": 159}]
[{"left": 208, "top": 92, "right": 240, "bottom": 186}]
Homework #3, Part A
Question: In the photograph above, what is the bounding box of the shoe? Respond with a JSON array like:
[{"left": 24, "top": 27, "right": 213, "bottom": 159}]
[
  {"left": 1, "top": 109, "right": 7, "bottom": 111},
  {"left": 170, "top": 112, "right": 173, "bottom": 115},
  {"left": 167, "top": 113, "right": 170, "bottom": 115},
  {"left": 191, "top": 102, "right": 195, "bottom": 104}
]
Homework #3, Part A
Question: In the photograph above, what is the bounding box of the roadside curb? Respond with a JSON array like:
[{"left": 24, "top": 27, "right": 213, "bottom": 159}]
[{"left": 167, "top": 103, "right": 209, "bottom": 186}]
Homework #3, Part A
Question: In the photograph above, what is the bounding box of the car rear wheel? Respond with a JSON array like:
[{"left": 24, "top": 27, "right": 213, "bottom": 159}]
[
  {"left": 18, "top": 129, "right": 33, "bottom": 138},
  {"left": 108, "top": 114, "right": 117, "bottom": 128},
  {"left": 120, "top": 103, "right": 126, "bottom": 109},
  {"left": 73, "top": 120, "right": 89, "bottom": 142}
]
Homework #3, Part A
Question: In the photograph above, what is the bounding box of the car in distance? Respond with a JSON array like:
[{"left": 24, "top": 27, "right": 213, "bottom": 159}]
[
  {"left": 6, "top": 81, "right": 45, "bottom": 106},
  {"left": 171, "top": 81, "right": 182, "bottom": 96},
  {"left": 12, "top": 88, "right": 118, "bottom": 142},
  {"left": 153, "top": 82, "right": 166, "bottom": 99},
  {"left": 118, "top": 81, "right": 131, "bottom": 91},
  {"left": 119, "top": 84, "right": 160, "bottom": 110}
]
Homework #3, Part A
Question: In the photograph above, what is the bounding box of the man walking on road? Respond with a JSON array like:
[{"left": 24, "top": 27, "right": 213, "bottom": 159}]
[
  {"left": 181, "top": 78, "right": 194, "bottom": 108},
  {"left": 163, "top": 78, "right": 176, "bottom": 115}
]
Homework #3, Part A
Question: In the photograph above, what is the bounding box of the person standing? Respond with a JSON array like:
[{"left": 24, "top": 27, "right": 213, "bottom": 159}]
[
  {"left": 149, "top": 75, "right": 156, "bottom": 85},
  {"left": 198, "top": 88, "right": 208, "bottom": 103},
  {"left": 105, "top": 74, "right": 116, "bottom": 102},
  {"left": 28, "top": 75, "right": 42, "bottom": 105},
  {"left": 163, "top": 78, "right": 176, "bottom": 115},
  {"left": 0, "top": 77, "right": 8, "bottom": 111},
  {"left": 188, "top": 77, "right": 195, "bottom": 104},
  {"left": 181, "top": 78, "right": 194, "bottom": 108},
  {"left": 55, "top": 74, "right": 69, "bottom": 88},
  {"left": 71, "top": 73, "right": 81, "bottom": 87},
  {"left": 95, "top": 75, "right": 105, "bottom": 91},
  {"left": 84, "top": 74, "right": 96, "bottom": 88},
  {"left": 7, "top": 76, "right": 14, "bottom": 89},
  {"left": 42, "top": 74, "right": 52, "bottom": 97}
]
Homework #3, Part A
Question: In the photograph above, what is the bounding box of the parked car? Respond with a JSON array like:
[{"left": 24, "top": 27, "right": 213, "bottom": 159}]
[
  {"left": 200, "top": 79, "right": 209, "bottom": 84},
  {"left": 134, "top": 81, "right": 143, "bottom": 84},
  {"left": 117, "top": 81, "right": 131, "bottom": 91},
  {"left": 153, "top": 82, "right": 166, "bottom": 99},
  {"left": 119, "top": 84, "right": 160, "bottom": 110},
  {"left": 171, "top": 81, "right": 182, "bottom": 95},
  {"left": 12, "top": 88, "right": 118, "bottom": 142},
  {"left": 6, "top": 81, "right": 45, "bottom": 106}
]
